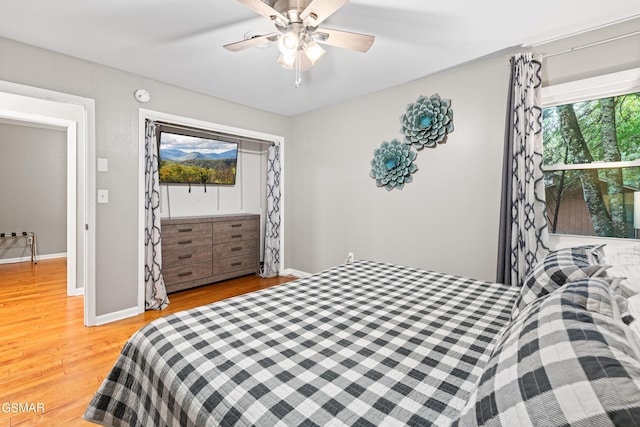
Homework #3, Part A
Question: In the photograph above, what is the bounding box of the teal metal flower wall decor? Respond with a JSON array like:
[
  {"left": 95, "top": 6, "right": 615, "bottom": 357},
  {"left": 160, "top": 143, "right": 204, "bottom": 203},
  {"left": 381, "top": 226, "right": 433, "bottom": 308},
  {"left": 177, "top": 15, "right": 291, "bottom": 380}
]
[
  {"left": 400, "top": 94, "right": 454, "bottom": 149},
  {"left": 370, "top": 139, "right": 418, "bottom": 191}
]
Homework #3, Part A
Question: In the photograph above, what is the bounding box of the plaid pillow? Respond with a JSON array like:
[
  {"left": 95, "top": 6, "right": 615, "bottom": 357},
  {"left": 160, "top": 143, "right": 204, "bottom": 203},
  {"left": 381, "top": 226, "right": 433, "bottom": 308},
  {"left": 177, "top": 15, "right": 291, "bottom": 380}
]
[
  {"left": 511, "top": 244, "right": 608, "bottom": 319},
  {"left": 453, "top": 277, "right": 640, "bottom": 427}
]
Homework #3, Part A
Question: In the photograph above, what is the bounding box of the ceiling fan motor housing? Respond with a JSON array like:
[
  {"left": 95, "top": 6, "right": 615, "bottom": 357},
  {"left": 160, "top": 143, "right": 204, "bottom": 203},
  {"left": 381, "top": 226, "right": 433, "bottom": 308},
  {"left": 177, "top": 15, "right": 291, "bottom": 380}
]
[
  {"left": 272, "top": 0, "right": 318, "bottom": 29},
  {"left": 272, "top": 0, "right": 313, "bottom": 17}
]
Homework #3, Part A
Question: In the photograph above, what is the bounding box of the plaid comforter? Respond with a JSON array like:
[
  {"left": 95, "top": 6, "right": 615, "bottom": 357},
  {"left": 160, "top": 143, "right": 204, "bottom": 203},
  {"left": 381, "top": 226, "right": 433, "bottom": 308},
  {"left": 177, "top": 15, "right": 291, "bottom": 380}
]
[{"left": 84, "top": 260, "right": 518, "bottom": 426}]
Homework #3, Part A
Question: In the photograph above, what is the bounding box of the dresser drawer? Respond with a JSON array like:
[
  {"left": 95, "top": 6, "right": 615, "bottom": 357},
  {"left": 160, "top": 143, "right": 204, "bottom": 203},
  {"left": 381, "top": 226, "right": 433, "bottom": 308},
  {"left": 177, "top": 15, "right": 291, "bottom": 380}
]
[
  {"left": 162, "top": 222, "right": 212, "bottom": 238},
  {"left": 212, "top": 219, "right": 259, "bottom": 243},
  {"left": 163, "top": 233, "right": 212, "bottom": 250},
  {"left": 163, "top": 262, "right": 212, "bottom": 285},
  {"left": 212, "top": 254, "right": 258, "bottom": 276},
  {"left": 161, "top": 214, "right": 260, "bottom": 293},
  {"left": 212, "top": 240, "right": 257, "bottom": 259},
  {"left": 163, "top": 245, "right": 212, "bottom": 268}
]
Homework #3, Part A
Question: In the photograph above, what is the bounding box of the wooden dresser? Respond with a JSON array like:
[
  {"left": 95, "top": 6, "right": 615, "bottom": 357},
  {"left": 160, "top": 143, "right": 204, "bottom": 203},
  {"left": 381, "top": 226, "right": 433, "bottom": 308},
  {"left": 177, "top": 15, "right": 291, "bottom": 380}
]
[{"left": 161, "top": 214, "right": 260, "bottom": 293}]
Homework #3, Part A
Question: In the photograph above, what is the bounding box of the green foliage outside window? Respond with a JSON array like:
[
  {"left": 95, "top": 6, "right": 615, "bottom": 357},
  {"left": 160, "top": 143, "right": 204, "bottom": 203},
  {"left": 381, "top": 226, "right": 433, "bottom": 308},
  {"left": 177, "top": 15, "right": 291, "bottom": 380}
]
[
  {"left": 159, "top": 159, "right": 237, "bottom": 185},
  {"left": 542, "top": 92, "right": 640, "bottom": 238}
]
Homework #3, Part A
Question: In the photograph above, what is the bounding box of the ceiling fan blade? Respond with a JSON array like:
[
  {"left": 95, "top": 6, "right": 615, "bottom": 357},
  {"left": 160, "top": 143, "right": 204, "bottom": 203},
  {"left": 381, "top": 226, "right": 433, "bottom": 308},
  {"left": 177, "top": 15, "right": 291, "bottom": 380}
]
[
  {"left": 236, "top": 0, "right": 288, "bottom": 25},
  {"left": 301, "top": 0, "right": 349, "bottom": 26},
  {"left": 315, "top": 28, "right": 375, "bottom": 53},
  {"left": 224, "top": 33, "right": 278, "bottom": 52}
]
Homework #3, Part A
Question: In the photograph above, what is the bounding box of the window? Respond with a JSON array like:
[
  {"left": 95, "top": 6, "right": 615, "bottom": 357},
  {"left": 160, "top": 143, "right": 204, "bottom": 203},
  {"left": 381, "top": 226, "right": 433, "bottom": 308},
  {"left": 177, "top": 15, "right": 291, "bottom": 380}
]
[
  {"left": 156, "top": 123, "right": 240, "bottom": 186},
  {"left": 542, "top": 69, "right": 640, "bottom": 239}
]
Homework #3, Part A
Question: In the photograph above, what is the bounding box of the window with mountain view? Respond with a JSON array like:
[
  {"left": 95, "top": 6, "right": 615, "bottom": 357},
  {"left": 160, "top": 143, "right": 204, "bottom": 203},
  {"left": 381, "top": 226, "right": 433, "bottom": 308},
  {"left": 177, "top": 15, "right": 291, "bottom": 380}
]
[
  {"left": 156, "top": 123, "right": 239, "bottom": 186},
  {"left": 543, "top": 90, "right": 640, "bottom": 239}
]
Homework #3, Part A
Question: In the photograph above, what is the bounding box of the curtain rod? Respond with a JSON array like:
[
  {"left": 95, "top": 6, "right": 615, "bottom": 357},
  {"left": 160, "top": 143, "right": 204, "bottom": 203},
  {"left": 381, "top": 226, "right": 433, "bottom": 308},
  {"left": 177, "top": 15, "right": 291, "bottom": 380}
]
[
  {"left": 152, "top": 120, "right": 275, "bottom": 146},
  {"left": 538, "top": 29, "right": 640, "bottom": 59}
]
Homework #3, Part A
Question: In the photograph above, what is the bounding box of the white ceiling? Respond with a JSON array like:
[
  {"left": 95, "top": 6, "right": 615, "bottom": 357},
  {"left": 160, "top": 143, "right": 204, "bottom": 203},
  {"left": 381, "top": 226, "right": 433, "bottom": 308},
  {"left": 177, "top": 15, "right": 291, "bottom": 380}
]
[{"left": 0, "top": 1, "right": 638, "bottom": 116}]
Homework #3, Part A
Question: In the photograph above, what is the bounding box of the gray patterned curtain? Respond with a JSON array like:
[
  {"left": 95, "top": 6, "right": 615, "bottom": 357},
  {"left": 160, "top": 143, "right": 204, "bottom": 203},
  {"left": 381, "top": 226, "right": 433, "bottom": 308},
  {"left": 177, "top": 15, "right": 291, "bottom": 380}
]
[
  {"left": 260, "top": 142, "right": 281, "bottom": 278},
  {"left": 144, "top": 120, "right": 169, "bottom": 309},
  {"left": 496, "top": 53, "right": 549, "bottom": 286}
]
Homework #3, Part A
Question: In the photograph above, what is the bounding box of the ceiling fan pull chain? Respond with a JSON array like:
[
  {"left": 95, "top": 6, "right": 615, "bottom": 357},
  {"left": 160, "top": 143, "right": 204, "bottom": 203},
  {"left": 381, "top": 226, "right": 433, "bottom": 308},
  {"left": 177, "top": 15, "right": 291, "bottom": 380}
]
[{"left": 295, "top": 54, "right": 302, "bottom": 88}]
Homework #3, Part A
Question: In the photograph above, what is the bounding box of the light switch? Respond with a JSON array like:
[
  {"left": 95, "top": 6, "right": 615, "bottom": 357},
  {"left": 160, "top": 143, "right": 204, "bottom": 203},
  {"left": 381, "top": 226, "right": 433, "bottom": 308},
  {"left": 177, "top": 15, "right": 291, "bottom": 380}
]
[
  {"left": 97, "top": 158, "right": 109, "bottom": 172},
  {"left": 97, "top": 189, "right": 109, "bottom": 204}
]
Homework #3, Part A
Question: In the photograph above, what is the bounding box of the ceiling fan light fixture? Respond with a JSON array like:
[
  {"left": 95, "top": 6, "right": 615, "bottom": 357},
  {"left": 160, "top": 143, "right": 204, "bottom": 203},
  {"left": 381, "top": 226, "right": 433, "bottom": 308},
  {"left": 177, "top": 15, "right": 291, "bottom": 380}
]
[
  {"left": 227, "top": 0, "right": 375, "bottom": 87},
  {"left": 277, "top": 52, "right": 296, "bottom": 69},
  {"left": 278, "top": 31, "right": 300, "bottom": 54},
  {"left": 303, "top": 40, "right": 325, "bottom": 65}
]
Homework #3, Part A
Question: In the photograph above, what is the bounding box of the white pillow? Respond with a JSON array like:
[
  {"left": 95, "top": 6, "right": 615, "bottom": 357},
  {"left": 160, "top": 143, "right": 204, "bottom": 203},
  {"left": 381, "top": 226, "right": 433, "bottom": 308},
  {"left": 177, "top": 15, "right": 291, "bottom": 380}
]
[
  {"left": 605, "top": 242, "right": 640, "bottom": 264},
  {"left": 626, "top": 294, "right": 640, "bottom": 356},
  {"left": 605, "top": 243, "right": 640, "bottom": 297}
]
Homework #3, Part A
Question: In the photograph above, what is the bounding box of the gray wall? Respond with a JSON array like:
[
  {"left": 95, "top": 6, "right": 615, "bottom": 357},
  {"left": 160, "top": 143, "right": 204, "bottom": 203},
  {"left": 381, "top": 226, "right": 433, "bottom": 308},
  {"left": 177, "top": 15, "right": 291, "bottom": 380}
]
[
  {"left": 288, "top": 52, "right": 514, "bottom": 281},
  {"left": 0, "top": 122, "right": 67, "bottom": 260},
  {"left": 0, "top": 15, "right": 637, "bottom": 318},
  {"left": 286, "top": 17, "right": 640, "bottom": 281},
  {"left": 0, "top": 37, "right": 291, "bottom": 317}
]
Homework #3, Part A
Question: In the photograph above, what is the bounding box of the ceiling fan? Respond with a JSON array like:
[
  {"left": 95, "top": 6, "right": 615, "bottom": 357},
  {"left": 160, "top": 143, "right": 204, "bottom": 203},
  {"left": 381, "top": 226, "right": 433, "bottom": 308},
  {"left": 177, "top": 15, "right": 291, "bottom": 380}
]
[{"left": 224, "top": 0, "right": 375, "bottom": 86}]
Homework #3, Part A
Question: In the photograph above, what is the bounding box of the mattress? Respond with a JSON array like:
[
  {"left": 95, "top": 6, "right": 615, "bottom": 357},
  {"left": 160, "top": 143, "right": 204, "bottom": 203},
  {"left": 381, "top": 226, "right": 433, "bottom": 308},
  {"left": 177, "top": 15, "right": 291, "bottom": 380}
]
[{"left": 84, "top": 260, "right": 518, "bottom": 426}]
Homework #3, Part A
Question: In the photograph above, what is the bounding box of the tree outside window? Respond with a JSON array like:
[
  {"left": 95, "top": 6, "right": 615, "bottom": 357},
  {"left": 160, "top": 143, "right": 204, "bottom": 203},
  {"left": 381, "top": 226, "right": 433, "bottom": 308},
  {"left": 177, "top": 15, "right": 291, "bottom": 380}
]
[{"left": 542, "top": 91, "right": 640, "bottom": 239}]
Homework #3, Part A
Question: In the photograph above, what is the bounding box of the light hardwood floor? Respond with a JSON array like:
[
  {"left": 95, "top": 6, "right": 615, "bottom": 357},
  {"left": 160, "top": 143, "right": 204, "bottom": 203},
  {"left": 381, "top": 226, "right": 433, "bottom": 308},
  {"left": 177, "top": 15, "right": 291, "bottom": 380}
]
[{"left": 0, "top": 258, "right": 295, "bottom": 426}]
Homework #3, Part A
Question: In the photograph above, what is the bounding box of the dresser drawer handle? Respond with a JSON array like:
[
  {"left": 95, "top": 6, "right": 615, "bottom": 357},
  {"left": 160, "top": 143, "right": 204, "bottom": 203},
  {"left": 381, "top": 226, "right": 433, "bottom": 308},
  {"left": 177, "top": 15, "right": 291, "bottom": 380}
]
[
  {"left": 178, "top": 254, "right": 193, "bottom": 260},
  {"left": 231, "top": 262, "right": 242, "bottom": 267},
  {"left": 178, "top": 228, "right": 193, "bottom": 233},
  {"left": 231, "top": 234, "right": 242, "bottom": 239},
  {"left": 231, "top": 224, "right": 242, "bottom": 228},
  {"left": 231, "top": 247, "right": 242, "bottom": 252},
  {"left": 178, "top": 271, "right": 193, "bottom": 277},
  {"left": 178, "top": 239, "right": 193, "bottom": 245}
]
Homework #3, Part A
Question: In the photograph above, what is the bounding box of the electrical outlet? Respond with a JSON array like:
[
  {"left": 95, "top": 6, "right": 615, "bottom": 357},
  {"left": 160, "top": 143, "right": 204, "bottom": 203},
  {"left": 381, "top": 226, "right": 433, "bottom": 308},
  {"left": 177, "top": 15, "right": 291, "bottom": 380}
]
[{"left": 346, "top": 252, "right": 354, "bottom": 264}]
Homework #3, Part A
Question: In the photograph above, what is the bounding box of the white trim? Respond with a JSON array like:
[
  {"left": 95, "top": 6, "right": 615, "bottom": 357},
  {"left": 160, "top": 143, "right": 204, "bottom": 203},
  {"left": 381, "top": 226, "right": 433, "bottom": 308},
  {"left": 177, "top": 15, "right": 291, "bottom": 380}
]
[
  {"left": 0, "top": 80, "right": 96, "bottom": 326},
  {"left": 0, "top": 257, "right": 35, "bottom": 265},
  {"left": 281, "top": 268, "right": 310, "bottom": 278},
  {"left": 542, "top": 67, "right": 640, "bottom": 107},
  {"left": 549, "top": 234, "right": 639, "bottom": 254},
  {"left": 544, "top": 159, "right": 640, "bottom": 172},
  {"left": 0, "top": 252, "right": 67, "bottom": 265},
  {"left": 137, "top": 109, "right": 286, "bottom": 315},
  {"left": 71, "top": 287, "right": 84, "bottom": 296},
  {"left": 277, "top": 139, "right": 286, "bottom": 276},
  {"left": 38, "top": 252, "right": 67, "bottom": 260},
  {"left": 94, "top": 306, "right": 140, "bottom": 326},
  {"left": 66, "top": 122, "right": 77, "bottom": 296}
]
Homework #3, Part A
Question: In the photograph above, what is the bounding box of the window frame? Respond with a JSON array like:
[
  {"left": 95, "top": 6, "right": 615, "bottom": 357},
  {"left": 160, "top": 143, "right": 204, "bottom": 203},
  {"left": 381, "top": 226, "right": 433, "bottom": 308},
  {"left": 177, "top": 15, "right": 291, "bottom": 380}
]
[{"left": 541, "top": 67, "right": 640, "bottom": 239}]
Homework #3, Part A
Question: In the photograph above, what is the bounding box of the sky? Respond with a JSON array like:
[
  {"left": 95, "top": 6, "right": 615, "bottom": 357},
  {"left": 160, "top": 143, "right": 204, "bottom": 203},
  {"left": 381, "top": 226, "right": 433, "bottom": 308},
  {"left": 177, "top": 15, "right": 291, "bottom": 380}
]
[{"left": 159, "top": 132, "right": 237, "bottom": 154}]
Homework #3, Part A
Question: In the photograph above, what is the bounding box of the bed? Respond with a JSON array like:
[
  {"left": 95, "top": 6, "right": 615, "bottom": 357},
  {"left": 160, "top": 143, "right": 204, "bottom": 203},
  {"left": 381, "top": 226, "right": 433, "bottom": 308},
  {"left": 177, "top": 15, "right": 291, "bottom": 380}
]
[{"left": 85, "top": 250, "right": 640, "bottom": 426}]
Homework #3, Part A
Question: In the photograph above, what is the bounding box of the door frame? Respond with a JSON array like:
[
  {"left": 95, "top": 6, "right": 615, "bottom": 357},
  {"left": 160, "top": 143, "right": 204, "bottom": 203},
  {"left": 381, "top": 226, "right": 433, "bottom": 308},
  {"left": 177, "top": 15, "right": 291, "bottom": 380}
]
[
  {"left": 0, "top": 80, "right": 96, "bottom": 326},
  {"left": 137, "top": 109, "right": 286, "bottom": 313}
]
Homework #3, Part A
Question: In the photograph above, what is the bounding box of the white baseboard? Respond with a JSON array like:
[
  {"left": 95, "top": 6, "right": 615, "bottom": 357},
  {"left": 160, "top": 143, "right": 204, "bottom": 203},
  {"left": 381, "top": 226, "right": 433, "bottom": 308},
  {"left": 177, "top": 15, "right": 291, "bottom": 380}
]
[
  {"left": 281, "top": 268, "right": 311, "bottom": 278},
  {"left": 0, "top": 252, "right": 66, "bottom": 265},
  {"left": 70, "top": 287, "right": 84, "bottom": 296},
  {"left": 94, "top": 306, "right": 142, "bottom": 326}
]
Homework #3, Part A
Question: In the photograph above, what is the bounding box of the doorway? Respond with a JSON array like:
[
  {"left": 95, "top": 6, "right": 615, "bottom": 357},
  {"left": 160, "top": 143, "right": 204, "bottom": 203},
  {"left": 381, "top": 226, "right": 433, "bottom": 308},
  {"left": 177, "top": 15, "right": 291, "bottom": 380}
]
[
  {"left": 0, "top": 120, "right": 67, "bottom": 264},
  {"left": 0, "top": 81, "right": 96, "bottom": 325}
]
